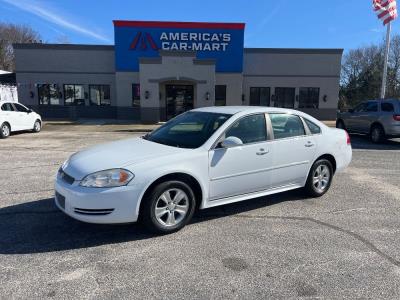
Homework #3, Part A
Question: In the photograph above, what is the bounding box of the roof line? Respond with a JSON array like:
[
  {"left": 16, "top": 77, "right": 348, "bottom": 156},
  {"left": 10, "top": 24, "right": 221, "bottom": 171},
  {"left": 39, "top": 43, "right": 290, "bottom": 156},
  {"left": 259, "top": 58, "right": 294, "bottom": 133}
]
[
  {"left": 113, "top": 20, "right": 245, "bottom": 30},
  {"left": 244, "top": 48, "right": 344, "bottom": 54},
  {"left": 13, "top": 43, "right": 114, "bottom": 51}
]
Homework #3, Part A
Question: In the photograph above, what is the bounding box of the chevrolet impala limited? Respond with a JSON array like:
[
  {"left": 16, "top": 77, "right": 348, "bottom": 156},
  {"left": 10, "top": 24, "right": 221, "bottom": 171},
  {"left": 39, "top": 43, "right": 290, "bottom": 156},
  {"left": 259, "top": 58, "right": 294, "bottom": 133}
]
[{"left": 55, "top": 107, "right": 352, "bottom": 233}]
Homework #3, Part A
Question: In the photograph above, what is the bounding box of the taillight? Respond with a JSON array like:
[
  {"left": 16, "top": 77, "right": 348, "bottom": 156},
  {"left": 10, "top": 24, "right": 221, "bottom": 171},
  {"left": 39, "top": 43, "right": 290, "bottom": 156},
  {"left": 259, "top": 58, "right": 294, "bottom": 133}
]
[
  {"left": 393, "top": 114, "right": 400, "bottom": 121},
  {"left": 345, "top": 131, "right": 351, "bottom": 145}
]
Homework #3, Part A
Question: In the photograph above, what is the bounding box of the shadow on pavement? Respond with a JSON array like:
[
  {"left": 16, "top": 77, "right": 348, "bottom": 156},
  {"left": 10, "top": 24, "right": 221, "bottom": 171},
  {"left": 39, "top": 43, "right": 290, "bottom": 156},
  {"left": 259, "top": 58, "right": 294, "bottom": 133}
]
[
  {"left": 0, "top": 190, "right": 307, "bottom": 255},
  {"left": 350, "top": 134, "right": 400, "bottom": 150}
]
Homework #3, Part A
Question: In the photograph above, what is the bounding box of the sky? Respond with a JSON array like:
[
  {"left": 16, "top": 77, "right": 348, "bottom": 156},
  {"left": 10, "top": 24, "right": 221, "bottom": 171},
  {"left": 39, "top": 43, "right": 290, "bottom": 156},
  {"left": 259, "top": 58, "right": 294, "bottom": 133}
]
[{"left": 1, "top": 0, "right": 399, "bottom": 51}]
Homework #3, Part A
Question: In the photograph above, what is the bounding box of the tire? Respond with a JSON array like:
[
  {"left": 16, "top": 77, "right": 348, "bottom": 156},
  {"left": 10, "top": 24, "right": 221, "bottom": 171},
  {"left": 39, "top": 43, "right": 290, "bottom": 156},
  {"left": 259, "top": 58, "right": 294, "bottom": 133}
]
[
  {"left": 33, "top": 120, "right": 41, "bottom": 133},
  {"left": 304, "top": 159, "right": 333, "bottom": 197},
  {"left": 336, "top": 119, "right": 346, "bottom": 130},
  {"left": 370, "top": 124, "right": 385, "bottom": 143},
  {"left": 0, "top": 123, "right": 10, "bottom": 139},
  {"left": 140, "top": 180, "right": 196, "bottom": 234}
]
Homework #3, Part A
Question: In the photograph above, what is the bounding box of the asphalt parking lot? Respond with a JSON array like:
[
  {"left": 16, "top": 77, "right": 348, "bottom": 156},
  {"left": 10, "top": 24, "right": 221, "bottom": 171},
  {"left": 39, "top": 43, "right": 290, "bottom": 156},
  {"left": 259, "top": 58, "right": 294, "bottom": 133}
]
[{"left": 1, "top": 124, "right": 400, "bottom": 299}]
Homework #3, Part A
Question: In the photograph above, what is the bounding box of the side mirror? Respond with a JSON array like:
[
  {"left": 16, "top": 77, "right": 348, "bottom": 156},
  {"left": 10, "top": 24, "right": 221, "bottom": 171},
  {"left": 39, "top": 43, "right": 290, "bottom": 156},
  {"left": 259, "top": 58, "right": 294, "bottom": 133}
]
[
  {"left": 348, "top": 108, "right": 354, "bottom": 113},
  {"left": 220, "top": 136, "right": 243, "bottom": 148},
  {"left": 27, "top": 109, "right": 32, "bottom": 114}
]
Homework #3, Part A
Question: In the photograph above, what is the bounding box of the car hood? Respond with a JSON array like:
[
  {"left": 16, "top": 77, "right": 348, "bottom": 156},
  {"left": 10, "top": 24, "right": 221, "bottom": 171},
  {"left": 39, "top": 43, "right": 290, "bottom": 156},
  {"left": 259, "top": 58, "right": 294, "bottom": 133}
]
[{"left": 63, "top": 137, "right": 184, "bottom": 180}]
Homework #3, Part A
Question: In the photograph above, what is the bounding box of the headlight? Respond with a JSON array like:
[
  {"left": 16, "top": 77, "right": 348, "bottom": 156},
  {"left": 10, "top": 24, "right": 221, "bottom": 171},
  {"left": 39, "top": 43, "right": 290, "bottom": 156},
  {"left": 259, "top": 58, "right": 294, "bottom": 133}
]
[{"left": 80, "top": 169, "right": 134, "bottom": 188}]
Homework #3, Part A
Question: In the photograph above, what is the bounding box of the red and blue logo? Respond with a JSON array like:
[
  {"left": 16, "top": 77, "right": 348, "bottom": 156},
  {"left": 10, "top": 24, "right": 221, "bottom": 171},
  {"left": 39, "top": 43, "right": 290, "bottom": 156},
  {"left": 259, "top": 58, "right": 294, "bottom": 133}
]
[{"left": 130, "top": 32, "right": 158, "bottom": 50}]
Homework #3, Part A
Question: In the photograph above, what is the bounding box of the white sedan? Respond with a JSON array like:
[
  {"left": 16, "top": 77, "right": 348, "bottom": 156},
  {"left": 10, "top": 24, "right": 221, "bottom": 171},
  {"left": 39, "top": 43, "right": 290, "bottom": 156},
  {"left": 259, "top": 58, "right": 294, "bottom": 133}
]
[
  {"left": 0, "top": 101, "right": 42, "bottom": 138},
  {"left": 55, "top": 107, "right": 352, "bottom": 233}
]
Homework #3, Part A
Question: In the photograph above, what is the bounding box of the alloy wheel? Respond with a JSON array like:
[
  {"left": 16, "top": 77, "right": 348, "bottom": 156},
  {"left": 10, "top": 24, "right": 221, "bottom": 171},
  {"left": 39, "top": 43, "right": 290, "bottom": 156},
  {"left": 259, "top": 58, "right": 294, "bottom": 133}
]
[
  {"left": 154, "top": 188, "right": 189, "bottom": 227},
  {"left": 2, "top": 124, "right": 10, "bottom": 137},
  {"left": 313, "top": 164, "right": 330, "bottom": 193},
  {"left": 34, "top": 121, "right": 41, "bottom": 132},
  {"left": 371, "top": 127, "right": 381, "bottom": 143}
]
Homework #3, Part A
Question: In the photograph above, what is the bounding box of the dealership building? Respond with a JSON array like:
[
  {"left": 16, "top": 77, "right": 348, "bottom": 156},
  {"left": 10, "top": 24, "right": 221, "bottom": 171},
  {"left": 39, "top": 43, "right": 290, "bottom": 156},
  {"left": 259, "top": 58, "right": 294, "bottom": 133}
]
[{"left": 14, "top": 21, "right": 343, "bottom": 122}]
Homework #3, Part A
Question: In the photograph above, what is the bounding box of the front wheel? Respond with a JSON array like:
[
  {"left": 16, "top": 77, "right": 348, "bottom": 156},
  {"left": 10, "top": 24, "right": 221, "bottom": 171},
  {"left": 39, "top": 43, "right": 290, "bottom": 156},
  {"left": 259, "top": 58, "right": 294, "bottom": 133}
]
[
  {"left": 33, "top": 120, "right": 41, "bottom": 133},
  {"left": 140, "top": 181, "right": 196, "bottom": 234},
  {"left": 0, "top": 123, "right": 10, "bottom": 139},
  {"left": 304, "top": 159, "right": 333, "bottom": 197}
]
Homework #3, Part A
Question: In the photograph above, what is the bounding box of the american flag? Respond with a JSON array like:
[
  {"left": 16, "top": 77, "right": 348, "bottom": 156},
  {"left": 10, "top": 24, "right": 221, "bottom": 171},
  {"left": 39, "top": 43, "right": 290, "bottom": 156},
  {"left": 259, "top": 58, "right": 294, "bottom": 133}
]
[{"left": 373, "top": 0, "right": 398, "bottom": 25}]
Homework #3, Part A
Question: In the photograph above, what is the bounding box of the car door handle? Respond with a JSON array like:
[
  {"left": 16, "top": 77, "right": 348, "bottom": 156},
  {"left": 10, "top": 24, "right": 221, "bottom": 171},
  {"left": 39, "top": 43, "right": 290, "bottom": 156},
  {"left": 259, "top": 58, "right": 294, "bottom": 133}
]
[
  {"left": 305, "top": 141, "right": 315, "bottom": 147},
  {"left": 256, "top": 148, "right": 269, "bottom": 155}
]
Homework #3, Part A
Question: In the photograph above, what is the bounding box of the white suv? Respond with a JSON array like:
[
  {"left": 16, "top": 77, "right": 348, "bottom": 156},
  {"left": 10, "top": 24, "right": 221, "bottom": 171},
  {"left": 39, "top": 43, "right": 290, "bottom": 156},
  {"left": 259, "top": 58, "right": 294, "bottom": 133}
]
[{"left": 0, "top": 101, "right": 42, "bottom": 139}]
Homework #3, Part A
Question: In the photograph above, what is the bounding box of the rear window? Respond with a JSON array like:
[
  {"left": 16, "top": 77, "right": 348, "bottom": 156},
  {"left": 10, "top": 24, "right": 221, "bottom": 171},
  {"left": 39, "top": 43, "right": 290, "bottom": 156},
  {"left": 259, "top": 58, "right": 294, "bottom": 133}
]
[
  {"left": 304, "top": 118, "right": 321, "bottom": 134},
  {"left": 270, "top": 113, "right": 305, "bottom": 139},
  {"left": 366, "top": 102, "right": 378, "bottom": 112},
  {"left": 381, "top": 102, "right": 394, "bottom": 112},
  {"left": 1, "top": 103, "right": 14, "bottom": 111}
]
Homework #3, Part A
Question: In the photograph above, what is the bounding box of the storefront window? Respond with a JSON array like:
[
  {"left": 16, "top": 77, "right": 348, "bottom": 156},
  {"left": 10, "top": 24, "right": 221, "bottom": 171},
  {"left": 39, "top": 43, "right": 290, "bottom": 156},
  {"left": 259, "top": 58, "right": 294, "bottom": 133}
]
[
  {"left": 37, "top": 84, "right": 60, "bottom": 105},
  {"left": 132, "top": 84, "right": 140, "bottom": 107},
  {"left": 64, "top": 84, "right": 85, "bottom": 106},
  {"left": 299, "top": 87, "right": 320, "bottom": 109},
  {"left": 215, "top": 85, "right": 226, "bottom": 106},
  {"left": 89, "top": 85, "right": 111, "bottom": 106},
  {"left": 274, "top": 87, "right": 295, "bottom": 108},
  {"left": 250, "top": 87, "right": 270, "bottom": 106}
]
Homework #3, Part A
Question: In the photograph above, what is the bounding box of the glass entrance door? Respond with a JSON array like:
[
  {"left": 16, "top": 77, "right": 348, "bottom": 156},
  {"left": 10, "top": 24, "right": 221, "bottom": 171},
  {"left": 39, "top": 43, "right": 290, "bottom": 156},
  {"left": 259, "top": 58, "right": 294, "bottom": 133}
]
[{"left": 165, "top": 85, "right": 194, "bottom": 120}]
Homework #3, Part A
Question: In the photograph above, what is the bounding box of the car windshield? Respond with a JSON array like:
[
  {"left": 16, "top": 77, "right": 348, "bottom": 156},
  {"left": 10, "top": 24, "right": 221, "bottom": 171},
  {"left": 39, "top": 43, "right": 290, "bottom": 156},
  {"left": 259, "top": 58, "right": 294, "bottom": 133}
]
[{"left": 144, "top": 111, "right": 232, "bottom": 148}]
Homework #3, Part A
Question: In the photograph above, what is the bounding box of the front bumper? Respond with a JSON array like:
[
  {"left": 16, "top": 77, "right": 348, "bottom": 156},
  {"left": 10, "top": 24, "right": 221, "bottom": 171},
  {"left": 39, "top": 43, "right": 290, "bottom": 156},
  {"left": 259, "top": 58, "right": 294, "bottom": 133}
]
[{"left": 54, "top": 177, "right": 142, "bottom": 224}]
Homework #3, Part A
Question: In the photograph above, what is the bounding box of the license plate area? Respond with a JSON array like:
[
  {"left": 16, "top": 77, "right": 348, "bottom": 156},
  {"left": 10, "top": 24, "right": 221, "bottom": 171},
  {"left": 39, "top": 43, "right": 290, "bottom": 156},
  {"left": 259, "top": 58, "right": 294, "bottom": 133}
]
[{"left": 55, "top": 191, "right": 65, "bottom": 209}]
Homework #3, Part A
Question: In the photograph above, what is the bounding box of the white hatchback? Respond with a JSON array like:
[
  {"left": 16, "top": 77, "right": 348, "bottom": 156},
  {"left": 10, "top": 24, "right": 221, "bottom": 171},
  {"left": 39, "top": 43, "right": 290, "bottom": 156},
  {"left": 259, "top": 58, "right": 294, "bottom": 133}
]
[
  {"left": 0, "top": 101, "right": 42, "bottom": 138},
  {"left": 55, "top": 107, "right": 352, "bottom": 233}
]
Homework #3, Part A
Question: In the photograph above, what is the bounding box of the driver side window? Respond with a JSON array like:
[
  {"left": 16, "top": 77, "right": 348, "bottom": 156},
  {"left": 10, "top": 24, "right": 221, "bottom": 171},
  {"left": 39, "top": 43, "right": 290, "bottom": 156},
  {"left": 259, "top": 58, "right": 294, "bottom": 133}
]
[
  {"left": 354, "top": 103, "right": 367, "bottom": 113},
  {"left": 225, "top": 114, "right": 267, "bottom": 144}
]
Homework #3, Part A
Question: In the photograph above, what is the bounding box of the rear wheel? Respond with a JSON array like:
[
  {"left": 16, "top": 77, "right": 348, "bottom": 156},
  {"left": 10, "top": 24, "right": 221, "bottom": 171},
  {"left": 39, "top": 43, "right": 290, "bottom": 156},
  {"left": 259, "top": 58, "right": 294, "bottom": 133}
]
[
  {"left": 140, "top": 181, "right": 196, "bottom": 234},
  {"left": 304, "top": 159, "right": 333, "bottom": 197},
  {"left": 33, "top": 120, "right": 41, "bottom": 133},
  {"left": 0, "top": 123, "right": 10, "bottom": 139},
  {"left": 336, "top": 119, "right": 346, "bottom": 130},
  {"left": 370, "top": 124, "right": 385, "bottom": 143}
]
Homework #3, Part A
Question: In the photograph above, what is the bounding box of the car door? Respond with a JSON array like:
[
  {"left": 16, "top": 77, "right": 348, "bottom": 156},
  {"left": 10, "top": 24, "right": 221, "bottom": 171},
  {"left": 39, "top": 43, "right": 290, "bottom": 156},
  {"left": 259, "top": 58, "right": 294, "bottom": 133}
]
[
  {"left": 357, "top": 101, "right": 378, "bottom": 133},
  {"left": 208, "top": 113, "right": 273, "bottom": 200},
  {"left": 13, "top": 103, "right": 33, "bottom": 130},
  {"left": 347, "top": 102, "right": 367, "bottom": 132},
  {"left": 1, "top": 102, "right": 20, "bottom": 131},
  {"left": 268, "top": 113, "right": 316, "bottom": 188}
]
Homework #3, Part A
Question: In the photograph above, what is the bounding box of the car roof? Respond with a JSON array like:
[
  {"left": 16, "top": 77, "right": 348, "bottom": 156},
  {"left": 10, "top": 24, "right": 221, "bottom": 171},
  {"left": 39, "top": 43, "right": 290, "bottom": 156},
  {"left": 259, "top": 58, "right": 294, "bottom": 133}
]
[{"left": 192, "top": 106, "right": 302, "bottom": 115}]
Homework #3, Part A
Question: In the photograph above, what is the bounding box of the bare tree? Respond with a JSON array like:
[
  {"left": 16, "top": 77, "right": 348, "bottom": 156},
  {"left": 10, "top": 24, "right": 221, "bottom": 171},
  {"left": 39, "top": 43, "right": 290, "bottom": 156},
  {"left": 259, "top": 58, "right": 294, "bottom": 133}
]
[
  {"left": 340, "top": 35, "right": 400, "bottom": 108},
  {"left": 0, "top": 23, "right": 41, "bottom": 71}
]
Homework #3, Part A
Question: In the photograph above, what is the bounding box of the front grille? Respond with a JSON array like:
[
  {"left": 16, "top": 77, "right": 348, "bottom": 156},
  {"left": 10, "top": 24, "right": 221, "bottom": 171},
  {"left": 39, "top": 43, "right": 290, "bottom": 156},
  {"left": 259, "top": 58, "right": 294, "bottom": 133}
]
[
  {"left": 74, "top": 208, "right": 114, "bottom": 216},
  {"left": 58, "top": 168, "right": 75, "bottom": 185}
]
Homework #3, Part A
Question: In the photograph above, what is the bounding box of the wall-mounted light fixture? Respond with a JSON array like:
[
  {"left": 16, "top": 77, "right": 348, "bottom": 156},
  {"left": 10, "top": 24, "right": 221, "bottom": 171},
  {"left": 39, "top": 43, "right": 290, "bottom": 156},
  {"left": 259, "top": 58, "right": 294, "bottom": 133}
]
[
  {"left": 242, "top": 94, "right": 245, "bottom": 103},
  {"left": 205, "top": 91, "right": 210, "bottom": 101},
  {"left": 323, "top": 95, "right": 328, "bottom": 102},
  {"left": 145, "top": 90, "right": 150, "bottom": 99}
]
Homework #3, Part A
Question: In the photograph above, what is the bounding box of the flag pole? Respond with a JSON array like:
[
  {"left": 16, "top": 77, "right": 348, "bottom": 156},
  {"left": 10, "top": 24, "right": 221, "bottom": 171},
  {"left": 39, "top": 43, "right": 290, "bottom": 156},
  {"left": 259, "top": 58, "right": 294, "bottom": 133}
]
[{"left": 380, "top": 21, "right": 392, "bottom": 99}]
